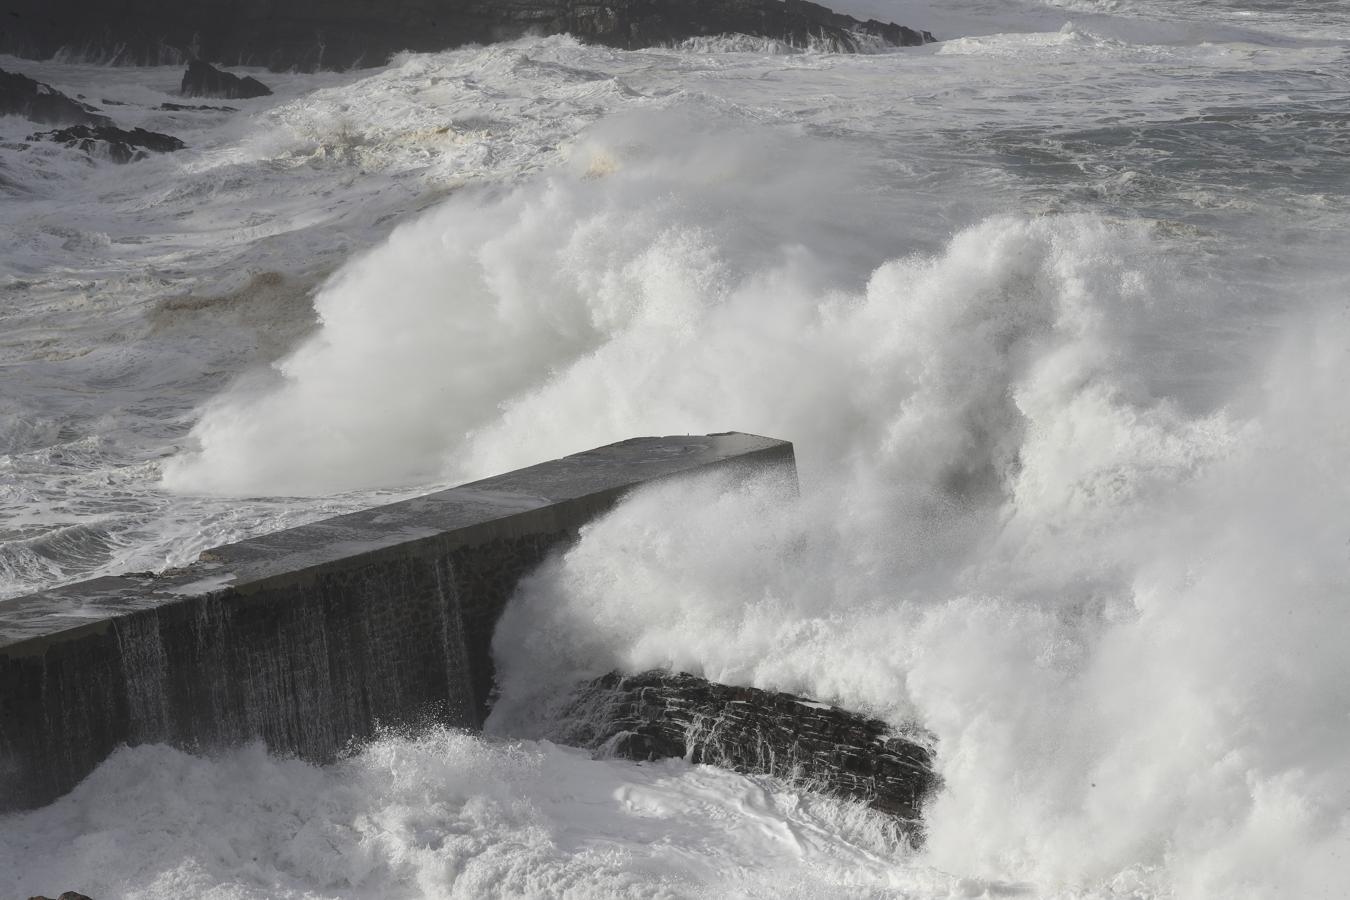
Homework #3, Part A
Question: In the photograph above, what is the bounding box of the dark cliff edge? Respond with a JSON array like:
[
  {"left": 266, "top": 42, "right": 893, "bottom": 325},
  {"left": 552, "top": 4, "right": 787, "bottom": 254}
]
[{"left": 0, "top": 0, "right": 935, "bottom": 71}]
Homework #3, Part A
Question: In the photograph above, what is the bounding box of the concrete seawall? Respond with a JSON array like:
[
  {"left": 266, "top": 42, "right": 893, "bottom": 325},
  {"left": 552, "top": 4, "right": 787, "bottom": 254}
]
[{"left": 0, "top": 433, "right": 795, "bottom": 812}]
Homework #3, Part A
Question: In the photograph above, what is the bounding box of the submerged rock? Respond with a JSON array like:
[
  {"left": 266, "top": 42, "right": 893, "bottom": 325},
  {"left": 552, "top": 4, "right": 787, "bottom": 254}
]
[
  {"left": 159, "top": 101, "right": 237, "bottom": 112},
  {"left": 28, "top": 124, "right": 185, "bottom": 163},
  {"left": 1, "top": 0, "right": 935, "bottom": 71},
  {"left": 0, "top": 67, "right": 110, "bottom": 125},
  {"left": 547, "top": 670, "right": 937, "bottom": 828},
  {"left": 180, "top": 60, "right": 272, "bottom": 99}
]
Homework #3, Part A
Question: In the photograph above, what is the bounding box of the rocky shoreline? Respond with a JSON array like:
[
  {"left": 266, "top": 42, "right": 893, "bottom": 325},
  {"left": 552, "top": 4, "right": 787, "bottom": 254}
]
[
  {"left": 1, "top": 66, "right": 184, "bottom": 163},
  {"left": 27, "top": 124, "right": 186, "bottom": 163},
  {"left": 0, "top": 0, "right": 934, "bottom": 71},
  {"left": 1, "top": 60, "right": 265, "bottom": 163}
]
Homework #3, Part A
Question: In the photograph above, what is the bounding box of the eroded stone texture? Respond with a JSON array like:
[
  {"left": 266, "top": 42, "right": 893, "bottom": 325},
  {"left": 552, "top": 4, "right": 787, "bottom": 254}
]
[
  {"left": 550, "top": 670, "right": 937, "bottom": 826},
  {"left": 0, "top": 434, "right": 795, "bottom": 812}
]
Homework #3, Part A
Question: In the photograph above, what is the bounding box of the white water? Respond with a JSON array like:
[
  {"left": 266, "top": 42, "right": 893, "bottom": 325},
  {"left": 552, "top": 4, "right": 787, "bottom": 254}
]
[{"left": 3, "top": 0, "right": 1349, "bottom": 897}]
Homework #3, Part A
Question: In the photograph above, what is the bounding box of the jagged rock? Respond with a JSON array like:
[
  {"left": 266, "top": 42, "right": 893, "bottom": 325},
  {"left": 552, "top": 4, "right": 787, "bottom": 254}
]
[
  {"left": 553, "top": 0, "right": 934, "bottom": 52},
  {"left": 1, "top": 0, "right": 935, "bottom": 71},
  {"left": 27, "top": 893, "right": 93, "bottom": 900},
  {"left": 547, "top": 670, "right": 937, "bottom": 827},
  {"left": 28, "top": 124, "right": 185, "bottom": 163},
  {"left": 180, "top": 60, "right": 272, "bottom": 99},
  {"left": 857, "top": 20, "right": 937, "bottom": 47},
  {"left": 0, "top": 67, "right": 109, "bottom": 125},
  {"left": 160, "top": 101, "right": 237, "bottom": 112}
]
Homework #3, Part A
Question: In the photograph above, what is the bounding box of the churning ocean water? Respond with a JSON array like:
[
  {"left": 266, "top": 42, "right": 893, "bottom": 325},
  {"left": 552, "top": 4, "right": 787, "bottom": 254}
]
[{"left": 2, "top": 0, "right": 1348, "bottom": 896}]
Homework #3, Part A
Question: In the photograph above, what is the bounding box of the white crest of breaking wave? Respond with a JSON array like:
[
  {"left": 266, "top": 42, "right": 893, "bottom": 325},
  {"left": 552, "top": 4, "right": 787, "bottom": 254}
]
[
  {"left": 160, "top": 105, "right": 1350, "bottom": 897},
  {"left": 162, "top": 111, "right": 889, "bottom": 495},
  {"left": 490, "top": 307, "right": 1350, "bottom": 897}
]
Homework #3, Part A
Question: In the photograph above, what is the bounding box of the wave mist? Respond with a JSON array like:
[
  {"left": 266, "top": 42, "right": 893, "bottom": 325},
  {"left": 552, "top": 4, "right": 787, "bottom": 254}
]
[{"left": 164, "top": 111, "right": 1350, "bottom": 897}]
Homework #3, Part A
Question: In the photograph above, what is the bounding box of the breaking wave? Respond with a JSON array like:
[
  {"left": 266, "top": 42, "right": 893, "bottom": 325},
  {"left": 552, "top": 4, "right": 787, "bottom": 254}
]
[{"left": 159, "top": 107, "right": 1350, "bottom": 896}]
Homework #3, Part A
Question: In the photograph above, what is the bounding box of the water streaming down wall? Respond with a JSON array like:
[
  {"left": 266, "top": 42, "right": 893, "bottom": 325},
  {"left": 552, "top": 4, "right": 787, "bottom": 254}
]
[{"left": 0, "top": 433, "right": 796, "bottom": 812}]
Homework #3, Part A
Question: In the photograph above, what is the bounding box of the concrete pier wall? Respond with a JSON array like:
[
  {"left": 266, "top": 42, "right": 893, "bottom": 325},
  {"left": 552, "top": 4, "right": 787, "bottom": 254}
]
[{"left": 0, "top": 433, "right": 795, "bottom": 812}]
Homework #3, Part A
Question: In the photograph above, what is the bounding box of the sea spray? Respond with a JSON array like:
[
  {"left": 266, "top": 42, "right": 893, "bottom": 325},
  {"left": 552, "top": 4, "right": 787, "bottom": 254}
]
[
  {"left": 0, "top": 732, "right": 926, "bottom": 899},
  {"left": 162, "top": 112, "right": 890, "bottom": 495},
  {"left": 156, "top": 110, "right": 1350, "bottom": 894},
  {"left": 3, "top": 0, "right": 1346, "bottom": 893},
  {"left": 488, "top": 263, "right": 1350, "bottom": 896}
]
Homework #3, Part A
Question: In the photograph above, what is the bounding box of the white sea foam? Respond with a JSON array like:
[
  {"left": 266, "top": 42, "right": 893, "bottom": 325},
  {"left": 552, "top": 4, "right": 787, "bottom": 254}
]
[
  {"left": 3, "top": 0, "right": 1350, "bottom": 896},
  {"left": 161, "top": 112, "right": 890, "bottom": 494},
  {"left": 491, "top": 302, "right": 1350, "bottom": 897},
  {"left": 161, "top": 107, "right": 1350, "bottom": 895},
  {"left": 0, "top": 731, "right": 941, "bottom": 899}
]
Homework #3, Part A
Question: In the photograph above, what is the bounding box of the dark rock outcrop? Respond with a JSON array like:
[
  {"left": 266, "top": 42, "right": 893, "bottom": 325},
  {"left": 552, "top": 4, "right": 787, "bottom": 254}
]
[
  {"left": 545, "top": 0, "right": 935, "bottom": 53},
  {"left": 27, "top": 893, "right": 94, "bottom": 900},
  {"left": 0, "top": 0, "right": 935, "bottom": 71},
  {"left": 180, "top": 60, "right": 272, "bottom": 99},
  {"left": 547, "top": 670, "right": 937, "bottom": 828},
  {"left": 0, "top": 67, "right": 109, "bottom": 125},
  {"left": 160, "top": 101, "right": 237, "bottom": 111},
  {"left": 28, "top": 124, "right": 186, "bottom": 163}
]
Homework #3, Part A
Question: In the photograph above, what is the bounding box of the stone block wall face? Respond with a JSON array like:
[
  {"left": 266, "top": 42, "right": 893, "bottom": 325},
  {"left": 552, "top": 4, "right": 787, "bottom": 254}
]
[
  {"left": 0, "top": 530, "right": 575, "bottom": 809},
  {"left": 0, "top": 630, "right": 130, "bottom": 810},
  {"left": 446, "top": 531, "right": 572, "bottom": 721},
  {"left": 0, "top": 434, "right": 797, "bottom": 812}
]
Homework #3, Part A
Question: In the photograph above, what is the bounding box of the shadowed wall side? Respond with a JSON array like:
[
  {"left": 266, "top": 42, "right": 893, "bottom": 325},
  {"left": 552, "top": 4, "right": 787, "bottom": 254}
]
[{"left": 0, "top": 433, "right": 796, "bottom": 811}]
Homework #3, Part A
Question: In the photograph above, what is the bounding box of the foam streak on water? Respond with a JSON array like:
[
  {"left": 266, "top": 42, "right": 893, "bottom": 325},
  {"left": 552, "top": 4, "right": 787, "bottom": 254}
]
[{"left": 2, "top": 0, "right": 1349, "bottom": 896}]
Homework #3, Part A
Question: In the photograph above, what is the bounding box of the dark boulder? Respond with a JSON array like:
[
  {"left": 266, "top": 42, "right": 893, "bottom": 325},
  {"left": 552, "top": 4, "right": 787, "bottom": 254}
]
[
  {"left": 0, "top": 67, "right": 109, "bottom": 125},
  {"left": 27, "top": 893, "right": 94, "bottom": 900},
  {"left": 28, "top": 124, "right": 185, "bottom": 163},
  {"left": 545, "top": 670, "right": 937, "bottom": 830},
  {"left": 0, "top": 0, "right": 935, "bottom": 71},
  {"left": 180, "top": 60, "right": 272, "bottom": 99}
]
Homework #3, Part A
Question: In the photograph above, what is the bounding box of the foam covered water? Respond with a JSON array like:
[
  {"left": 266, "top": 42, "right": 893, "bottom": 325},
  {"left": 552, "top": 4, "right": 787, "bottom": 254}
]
[
  {"left": 1, "top": 731, "right": 938, "bottom": 899},
  {"left": 3, "top": 0, "right": 1349, "bottom": 896}
]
